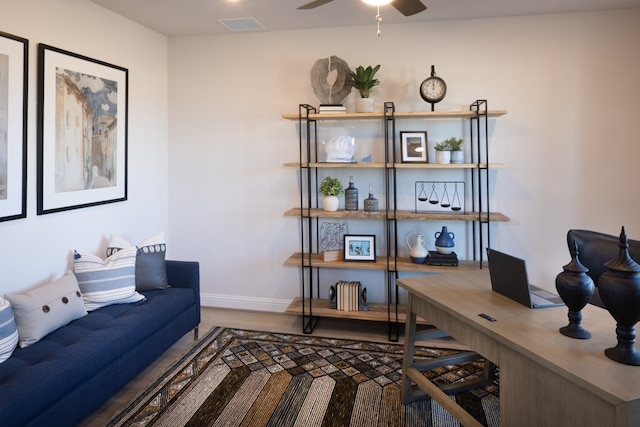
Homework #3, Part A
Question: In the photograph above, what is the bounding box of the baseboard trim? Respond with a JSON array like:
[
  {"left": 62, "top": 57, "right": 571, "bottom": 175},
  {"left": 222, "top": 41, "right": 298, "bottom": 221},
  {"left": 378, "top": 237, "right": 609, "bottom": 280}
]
[{"left": 201, "top": 293, "right": 291, "bottom": 313}]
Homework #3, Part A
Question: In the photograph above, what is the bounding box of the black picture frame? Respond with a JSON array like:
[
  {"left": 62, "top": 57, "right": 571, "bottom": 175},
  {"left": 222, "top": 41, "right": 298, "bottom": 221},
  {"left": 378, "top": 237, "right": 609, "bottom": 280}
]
[
  {"left": 0, "top": 31, "right": 28, "bottom": 222},
  {"left": 400, "top": 131, "right": 428, "bottom": 163},
  {"left": 37, "top": 44, "right": 128, "bottom": 215},
  {"left": 344, "top": 234, "right": 376, "bottom": 262}
]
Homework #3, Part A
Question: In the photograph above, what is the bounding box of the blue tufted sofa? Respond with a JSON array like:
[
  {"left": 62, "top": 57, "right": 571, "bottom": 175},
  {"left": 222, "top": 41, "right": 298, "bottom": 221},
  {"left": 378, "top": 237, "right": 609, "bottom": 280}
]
[{"left": 0, "top": 260, "right": 200, "bottom": 427}]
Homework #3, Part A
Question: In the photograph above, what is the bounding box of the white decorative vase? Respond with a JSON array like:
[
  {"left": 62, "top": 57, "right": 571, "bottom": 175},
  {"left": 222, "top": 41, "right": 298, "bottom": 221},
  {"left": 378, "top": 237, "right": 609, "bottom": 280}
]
[
  {"left": 355, "top": 98, "right": 374, "bottom": 113},
  {"left": 322, "top": 195, "right": 339, "bottom": 212},
  {"left": 435, "top": 151, "right": 451, "bottom": 164},
  {"left": 450, "top": 150, "right": 464, "bottom": 164}
]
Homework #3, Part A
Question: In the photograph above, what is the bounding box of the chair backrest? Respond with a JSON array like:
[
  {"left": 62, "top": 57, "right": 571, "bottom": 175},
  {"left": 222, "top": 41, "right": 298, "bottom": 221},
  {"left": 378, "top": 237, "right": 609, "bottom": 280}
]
[{"left": 567, "top": 229, "right": 640, "bottom": 307}]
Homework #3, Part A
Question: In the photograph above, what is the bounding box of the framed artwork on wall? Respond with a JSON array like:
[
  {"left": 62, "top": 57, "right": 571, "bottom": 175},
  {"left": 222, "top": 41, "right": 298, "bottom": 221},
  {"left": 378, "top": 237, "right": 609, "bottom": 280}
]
[
  {"left": 344, "top": 234, "right": 376, "bottom": 262},
  {"left": 400, "top": 131, "right": 428, "bottom": 163},
  {"left": 0, "top": 31, "right": 28, "bottom": 222},
  {"left": 37, "top": 44, "right": 128, "bottom": 215}
]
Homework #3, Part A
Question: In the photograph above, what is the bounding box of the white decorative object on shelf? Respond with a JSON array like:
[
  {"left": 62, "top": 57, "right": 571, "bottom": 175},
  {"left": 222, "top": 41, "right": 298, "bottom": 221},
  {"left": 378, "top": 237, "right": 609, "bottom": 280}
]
[
  {"left": 323, "top": 135, "right": 356, "bottom": 162},
  {"left": 356, "top": 98, "right": 374, "bottom": 113},
  {"left": 435, "top": 150, "right": 451, "bottom": 164},
  {"left": 450, "top": 150, "right": 464, "bottom": 164},
  {"left": 322, "top": 196, "right": 339, "bottom": 212}
]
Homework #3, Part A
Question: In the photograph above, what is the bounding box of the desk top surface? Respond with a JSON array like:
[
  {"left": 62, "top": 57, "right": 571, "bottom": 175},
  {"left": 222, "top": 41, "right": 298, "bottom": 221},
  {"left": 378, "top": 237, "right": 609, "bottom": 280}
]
[{"left": 397, "top": 269, "right": 640, "bottom": 404}]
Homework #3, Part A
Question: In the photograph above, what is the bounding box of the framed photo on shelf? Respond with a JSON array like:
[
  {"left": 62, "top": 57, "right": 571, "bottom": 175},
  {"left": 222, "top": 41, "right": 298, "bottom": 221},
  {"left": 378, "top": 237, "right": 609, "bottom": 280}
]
[
  {"left": 37, "top": 44, "right": 128, "bottom": 215},
  {"left": 400, "top": 131, "right": 428, "bottom": 163},
  {"left": 0, "top": 31, "right": 28, "bottom": 222},
  {"left": 344, "top": 234, "right": 376, "bottom": 262}
]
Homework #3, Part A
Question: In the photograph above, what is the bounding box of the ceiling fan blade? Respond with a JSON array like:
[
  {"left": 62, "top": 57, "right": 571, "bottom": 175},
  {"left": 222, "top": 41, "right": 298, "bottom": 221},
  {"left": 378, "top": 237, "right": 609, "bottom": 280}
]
[
  {"left": 297, "top": 0, "right": 335, "bottom": 10},
  {"left": 392, "top": 0, "right": 427, "bottom": 16}
]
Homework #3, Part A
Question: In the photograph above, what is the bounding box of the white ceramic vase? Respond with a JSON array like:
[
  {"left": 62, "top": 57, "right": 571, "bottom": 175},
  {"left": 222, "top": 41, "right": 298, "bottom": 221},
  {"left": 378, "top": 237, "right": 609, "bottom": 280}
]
[
  {"left": 355, "top": 98, "right": 374, "bottom": 113},
  {"left": 322, "top": 195, "right": 339, "bottom": 211},
  {"left": 435, "top": 150, "right": 451, "bottom": 164},
  {"left": 450, "top": 150, "right": 464, "bottom": 164}
]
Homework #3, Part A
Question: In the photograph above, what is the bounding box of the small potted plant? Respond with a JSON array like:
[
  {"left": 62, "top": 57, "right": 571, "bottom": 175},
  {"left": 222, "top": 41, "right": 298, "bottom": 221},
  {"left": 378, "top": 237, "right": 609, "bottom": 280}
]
[
  {"left": 348, "top": 64, "right": 380, "bottom": 113},
  {"left": 444, "top": 137, "right": 464, "bottom": 164},
  {"left": 434, "top": 140, "right": 452, "bottom": 164},
  {"left": 319, "top": 176, "right": 344, "bottom": 211}
]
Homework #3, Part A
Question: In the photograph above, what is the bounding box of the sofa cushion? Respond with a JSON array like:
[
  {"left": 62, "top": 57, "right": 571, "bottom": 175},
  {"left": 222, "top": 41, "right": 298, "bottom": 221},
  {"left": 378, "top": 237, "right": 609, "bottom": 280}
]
[
  {"left": 73, "top": 247, "right": 145, "bottom": 311},
  {"left": 107, "top": 232, "right": 169, "bottom": 291},
  {"left": 5, "top": 272, "right": 87, "bottom": 348},
  {"left": 0, "top": 297, "right": 19, "bottom": 363}
]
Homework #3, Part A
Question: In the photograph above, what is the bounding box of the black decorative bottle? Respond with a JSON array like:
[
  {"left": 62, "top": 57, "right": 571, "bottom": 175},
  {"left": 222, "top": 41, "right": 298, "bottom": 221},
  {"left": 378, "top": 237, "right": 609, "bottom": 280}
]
[
  {"left": 363, "top": 185, "right": 379, "bottom": 213},
  {"left": 555, "top": 241, "right": 595, "bottom": 339},
  {"left": 598, "top": 226, "right": 640, "bottom": 365},
  {"left": 344, "top": 175, "right": 359, "bottom": 211}
]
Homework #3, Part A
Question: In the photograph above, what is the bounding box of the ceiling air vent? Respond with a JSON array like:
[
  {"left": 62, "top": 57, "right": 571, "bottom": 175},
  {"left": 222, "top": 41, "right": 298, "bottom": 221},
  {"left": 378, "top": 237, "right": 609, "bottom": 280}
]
[{"left": 217, "top": 17, "right": 265, "bottom": 32}]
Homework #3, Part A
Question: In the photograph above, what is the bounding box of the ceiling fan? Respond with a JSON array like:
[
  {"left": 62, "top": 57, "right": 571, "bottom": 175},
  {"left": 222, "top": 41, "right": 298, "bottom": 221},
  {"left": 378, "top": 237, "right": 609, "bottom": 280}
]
[{"left": 298, "top": 0, "right": 427, "bottom": 17}]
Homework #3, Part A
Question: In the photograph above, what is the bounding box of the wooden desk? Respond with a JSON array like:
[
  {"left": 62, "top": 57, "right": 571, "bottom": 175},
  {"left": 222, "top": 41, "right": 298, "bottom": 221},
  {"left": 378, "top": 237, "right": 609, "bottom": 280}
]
[{"left": 398, "top": 269, "right": 640, "bottom": 427}]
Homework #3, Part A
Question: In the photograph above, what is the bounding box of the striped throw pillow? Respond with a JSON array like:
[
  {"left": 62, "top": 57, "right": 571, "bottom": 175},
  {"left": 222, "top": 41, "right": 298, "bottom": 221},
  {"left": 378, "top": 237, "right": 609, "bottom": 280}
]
[
  {"left": 74, "top": 246, "right": 145, "bottom": 311},
  {"left": 0, "top": 297, "right": 19, "bottom": 363}
]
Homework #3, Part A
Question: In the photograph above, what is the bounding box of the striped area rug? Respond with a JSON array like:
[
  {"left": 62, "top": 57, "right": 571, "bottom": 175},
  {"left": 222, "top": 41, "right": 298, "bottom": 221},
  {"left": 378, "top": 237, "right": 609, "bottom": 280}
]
[{"left": 106, "top": 328, "right": 499, "bottom": 427}]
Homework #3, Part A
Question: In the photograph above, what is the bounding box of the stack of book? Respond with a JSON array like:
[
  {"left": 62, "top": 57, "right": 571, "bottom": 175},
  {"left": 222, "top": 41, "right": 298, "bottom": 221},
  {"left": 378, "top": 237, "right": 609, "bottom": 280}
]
[
  {"left": 426, "top": 251, "right": 458, "bottom": 266},
  {"left": 329, "top": 281, "right": 367, "bottom": 311},
  {"left": 318, "top": 104, "right": 346, "bottom": 114}
]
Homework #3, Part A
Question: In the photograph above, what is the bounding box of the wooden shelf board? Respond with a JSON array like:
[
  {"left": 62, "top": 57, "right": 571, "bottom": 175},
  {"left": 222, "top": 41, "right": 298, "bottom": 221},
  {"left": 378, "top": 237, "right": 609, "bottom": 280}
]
[
  {"left": 284, "top": 208, "right": 509, "bottom": 222},
  {"left": 284, "top": 252, "right": 390, "bottom": 271},
  {"left": 283, "top": 208, "right": 387, "bottom": 220},
  {"left": 284, "top": 253, "right": 484, "bottom": 272},
  {"left": 282, "top": 109, "right": 507, "bottom": 121},
  {"left": 393, "top": 210, "right": 510, "bottom": 222},
  {"left": 285, "top": 297, "right": 430, "bottom": 325},
  {"left": 393, "top": 163, "right": 508, "bottom": 169},
  {"left": 283, "top": 162, "right": 508, "bottom": 169}
]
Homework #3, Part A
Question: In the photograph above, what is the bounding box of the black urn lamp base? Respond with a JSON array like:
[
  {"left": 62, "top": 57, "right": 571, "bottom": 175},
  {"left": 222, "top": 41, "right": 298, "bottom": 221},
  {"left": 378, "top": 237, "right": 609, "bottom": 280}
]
[
  {"left": 604, "top": 325, "right": 640, "bottom": 366},
  {"left": 559, "top": 323, "right": 592, "bottom": 340},
  {"left": 605, "top": 345, "right": 640, "bottom": 366},
  {"left": 556, "top": 240, "right": 595, "bottom": 340},
  {"left": 559, "top": 310, "right": 592, "bottom": 339}
]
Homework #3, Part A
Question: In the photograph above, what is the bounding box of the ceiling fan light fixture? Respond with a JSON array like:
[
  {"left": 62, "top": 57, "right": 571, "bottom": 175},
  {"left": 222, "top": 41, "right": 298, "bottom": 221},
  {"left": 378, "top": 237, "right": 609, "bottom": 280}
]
[{"left": 361, "top": 0, "right": 393, "bottom": 6}]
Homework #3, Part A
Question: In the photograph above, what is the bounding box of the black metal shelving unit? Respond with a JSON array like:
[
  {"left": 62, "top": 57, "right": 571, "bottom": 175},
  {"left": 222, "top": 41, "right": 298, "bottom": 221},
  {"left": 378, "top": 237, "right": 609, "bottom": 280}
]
[{"left": 289, "top": 100, "right": 501, "bottom": 342}]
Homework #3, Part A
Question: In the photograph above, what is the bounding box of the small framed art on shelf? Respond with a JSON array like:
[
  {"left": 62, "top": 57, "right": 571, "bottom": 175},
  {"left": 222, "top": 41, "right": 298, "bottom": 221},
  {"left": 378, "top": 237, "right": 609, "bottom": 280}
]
[
  {"left": 344, "top": 234, "right": 376, "bottom": 262},
  {"left": 400, "top": 131, "right": 428, "bottom": 163}
]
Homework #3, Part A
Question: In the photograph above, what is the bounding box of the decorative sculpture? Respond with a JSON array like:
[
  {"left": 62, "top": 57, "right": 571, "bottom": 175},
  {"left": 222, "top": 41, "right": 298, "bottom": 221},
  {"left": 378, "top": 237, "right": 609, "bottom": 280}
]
[
  {"left": 310, "top": 55, "right": 351, "bottom": 105},
  {"left": 555, "top": 241, "right": 595, "bottom": 339},
  {"left": 598, "top": 226, "right": 640, "bottom": 365}
]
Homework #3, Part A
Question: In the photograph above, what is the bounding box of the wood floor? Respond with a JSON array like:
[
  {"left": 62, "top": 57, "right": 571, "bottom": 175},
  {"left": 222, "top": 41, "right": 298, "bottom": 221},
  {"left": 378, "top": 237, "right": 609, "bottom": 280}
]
[{"left": 79, "top": 307, "right": 463, "bottom": 426}]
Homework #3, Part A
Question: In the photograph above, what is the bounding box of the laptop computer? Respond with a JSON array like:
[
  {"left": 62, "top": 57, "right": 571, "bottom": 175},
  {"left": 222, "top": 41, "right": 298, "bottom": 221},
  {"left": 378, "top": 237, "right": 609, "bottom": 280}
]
[{"left": 486, "top": 248, "right": 564, "bottom": 309}]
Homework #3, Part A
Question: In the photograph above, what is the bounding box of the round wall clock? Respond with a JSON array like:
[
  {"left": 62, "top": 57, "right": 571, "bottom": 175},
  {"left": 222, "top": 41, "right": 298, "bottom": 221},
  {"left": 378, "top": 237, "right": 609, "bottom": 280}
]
[{"left": 420, "top": 65, "right": 447, "bottom": 111}]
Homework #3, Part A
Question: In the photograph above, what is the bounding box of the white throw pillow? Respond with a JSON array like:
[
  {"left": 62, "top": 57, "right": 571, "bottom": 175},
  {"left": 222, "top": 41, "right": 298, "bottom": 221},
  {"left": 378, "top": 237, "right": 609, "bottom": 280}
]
[
  {"left": 5, "top": 271, "right": 87, "bottom": 348},
  {"left": 73, "top": 246, "right": 145, "bottom": 311},
  {"left": 0, "top": 296, "right": 19, "bottom": 361}
]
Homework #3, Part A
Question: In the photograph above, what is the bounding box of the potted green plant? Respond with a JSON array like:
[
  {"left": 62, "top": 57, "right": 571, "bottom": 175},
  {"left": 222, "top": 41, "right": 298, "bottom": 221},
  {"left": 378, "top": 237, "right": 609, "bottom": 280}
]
[
  {"left": 319, "top": 176, "right": 344, "bottom": 211},
  {"left": 434, "top": 140, "right": 452, "bottom": 164},
  {"left": 444, "top": 137, "right": 464, "bottom": 164},
  {"left": 348, "top": 65, "right": 380, "bottom": 113}
]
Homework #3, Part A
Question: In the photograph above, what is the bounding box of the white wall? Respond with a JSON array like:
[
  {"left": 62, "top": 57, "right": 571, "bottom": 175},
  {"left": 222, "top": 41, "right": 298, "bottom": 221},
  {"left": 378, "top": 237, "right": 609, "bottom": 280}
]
[
  {"left": 168, "top": 9, "right": 640, "bottom": 310},
  {"left": 1, "top": 3, "right": 638, "bottom": 310},
  {"left": 0, "top": 0, "right": 169, "bottom": 293}
]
